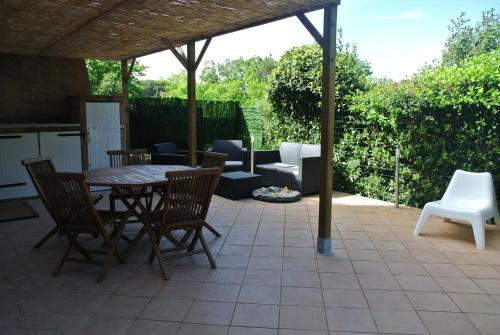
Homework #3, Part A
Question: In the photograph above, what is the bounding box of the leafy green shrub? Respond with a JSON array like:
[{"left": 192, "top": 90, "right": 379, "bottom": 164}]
[
  {"left": 338, "top": 49, "right": 500, "bottom": 207},
  {"left": 263, "top": 41, "right": 372, "bottom": 149}
]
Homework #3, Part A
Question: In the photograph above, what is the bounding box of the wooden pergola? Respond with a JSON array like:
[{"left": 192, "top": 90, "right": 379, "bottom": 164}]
[{"left": 1, "top": 0, "right": 340, "bottom": 255}]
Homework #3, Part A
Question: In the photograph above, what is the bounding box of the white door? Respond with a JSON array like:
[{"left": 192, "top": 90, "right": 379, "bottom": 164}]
[
  {"left": 39, "top": 131, "right": 82, "bottom": 172},
  {"left": 0, "top": 133, "right": 39, "bottom": 199},
  {"left": 86, "top": 102, "right": 122, "bottom": 170}
]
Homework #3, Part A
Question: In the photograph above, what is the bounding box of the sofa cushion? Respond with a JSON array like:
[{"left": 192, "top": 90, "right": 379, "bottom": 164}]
[
  {"left": 213, "top": 140, "right": 243, "bottom": 161},
  {"left": 300, "top": 144, "right": 320, "bottom": 158},
  {"left": 256, "top": 163, "right": 299, "bottom": 176},
  {"left": 225, "top": 161, "right": 243, "bottom": 168},
  {"left": 279, "top": 142, "right": 303, "bottom": 166},
  {"left": 153, "top": 142, "right": 177, "bottom": 154}
]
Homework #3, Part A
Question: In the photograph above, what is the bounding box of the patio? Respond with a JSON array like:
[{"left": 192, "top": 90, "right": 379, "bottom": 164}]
[{"left": 2, "top": 192, "right": 500, "bottom": 335}]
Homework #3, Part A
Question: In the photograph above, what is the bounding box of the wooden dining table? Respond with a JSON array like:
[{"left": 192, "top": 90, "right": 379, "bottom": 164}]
[{"left": 85, "top": 164, "right": 194, "bottom": 279}]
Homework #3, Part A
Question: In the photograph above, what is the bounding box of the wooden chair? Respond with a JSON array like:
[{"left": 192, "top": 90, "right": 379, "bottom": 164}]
[
  {"left": 36, "top": 172, "right": 130, "bottom": 282},
  {"left": 147, "top": 168, "right": 220, "bottom": 278},
  {"left": 21, "top": 156, "right": 103, "bottom": 249},
  {"left": 199, "top": 152, "right": 228, "bottom": 237},
  {"left": 106, "top": 149, "right": 153, "bottom": 212}
]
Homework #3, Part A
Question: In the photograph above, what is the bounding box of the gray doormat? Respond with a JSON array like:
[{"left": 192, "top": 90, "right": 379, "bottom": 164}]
[{"left": 0, "top": 200, "right": 39, "bottom": 223}]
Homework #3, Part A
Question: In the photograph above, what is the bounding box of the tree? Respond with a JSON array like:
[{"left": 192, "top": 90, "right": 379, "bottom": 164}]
[
  {"left": 86, "top": 59, "right": 146, "bottom": 97},
  {"left": 442, "top": 9, "right": 499, "bottom": 66},
  {"left": 263, "top": 32, "right": 372, "bottom": 147},
  {"left": 142, "top": 79, "right": 166, "bottom": 97}
]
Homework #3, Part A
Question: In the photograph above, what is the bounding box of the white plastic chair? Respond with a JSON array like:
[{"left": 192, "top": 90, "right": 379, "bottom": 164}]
[{"left": 413, "top": 170, "right": 500, "bottom": 249}]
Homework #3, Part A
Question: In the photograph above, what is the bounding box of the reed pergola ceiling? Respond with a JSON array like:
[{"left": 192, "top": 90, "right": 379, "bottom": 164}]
[{"left": 0, "top": 0, "right": 336, "bottom": 60}]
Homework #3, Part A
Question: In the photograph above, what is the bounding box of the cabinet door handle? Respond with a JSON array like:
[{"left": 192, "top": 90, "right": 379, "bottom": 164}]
[
  {"left": 57, "top": 133, "right": 82, "bottom": 137},
  {"left": 0, "top": 182, "right": 27, "bottom": 188},
  {"left": 0, "top": 135, "right": 22, "bottom": 140}
]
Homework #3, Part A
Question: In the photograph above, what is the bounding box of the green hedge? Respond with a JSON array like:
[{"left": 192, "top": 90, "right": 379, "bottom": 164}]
[
  {"left": 336, "top": 49, "right": 500, "bottom": 207},
  {"left": 129, "top": 97, "right": 250, "bottom": 151}
]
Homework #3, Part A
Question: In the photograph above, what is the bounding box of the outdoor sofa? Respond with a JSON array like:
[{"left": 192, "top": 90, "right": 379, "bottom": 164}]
[
  {"left": 254, "top": 142, "right": 321, "bottom": 194},
  {"left": 210, "top": 140, "right": 247, "bottom": 172}
]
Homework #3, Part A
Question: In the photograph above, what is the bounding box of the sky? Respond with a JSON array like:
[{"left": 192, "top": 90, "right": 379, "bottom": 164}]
[{"left": 139, "top": 0, "right": 498, "bottom": 81}]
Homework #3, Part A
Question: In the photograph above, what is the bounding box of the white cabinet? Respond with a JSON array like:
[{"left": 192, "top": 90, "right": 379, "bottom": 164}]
[
  {"left": 39, "top": 131, "right": 82, "bottom": 172},
  {"left": 0, "top": 130, "right": 82, "bottom": 200},
  {"left": 0, "top": 133, "right": 39, "bottom": 199}
]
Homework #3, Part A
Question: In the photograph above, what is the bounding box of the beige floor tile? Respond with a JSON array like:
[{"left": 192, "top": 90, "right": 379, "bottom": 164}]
[
  {"left": 220, "top": 245, "right": 253, "bottom": 257},
  {"left": 444, "top": 253, "right": 485, "bottom": 265},
  {"left": 283, "top": 258, "right": 318, "bottom": 272},
  {"left": 205, "top": 268, "right": 246, "bottom": 284},
  {"left": 228, "top": 326, "right": 277, "bottom": 335},
  {"left": 434, "top": 277, "right": 484, "bottom": 293},
  {"left": 231, "top": 303, "right": 279, "bottom": 328},
  {"left": 282, "top": 271, "right": 321, "bottom": 288},
  {"left": 196, "top": 283, "right": 241, "bottom": 302},
  {"left": 78, "top": 316, "right": 134, "bottom": 335},
  {"left": 279, "top": 305, "right": 327, "bottom": 331},
  {"left": 325, "top": 308, "right": 377, "bottom": 332},
  {"left": 357, "top": 274, "right": 401, "bottom": 290},
  {"left": 317, "top": 260, "right": 354, "bottom": 273},
  {"left": 140, "top": 298, "right": 192, "bottom": 322},
  {"left": 352, "top": 261, "right": 391, "bottom": 274},
  {"left": 126, "top": 320, "right": 179, "bottom": 335},
  {"left": 387, "top": 261, "right": 428, "bottom": 275},
  {"left": 117, "top": 278, "right": 164, "bottom": 297},
  {"left": 347, "top": 249, "right": 382, "bottom": 261},
  {"left": 448, "top": 293, "right": 500, "bottom": 314},
  {"left": 252, "top": 246, "right": 283, "bottom": 258},
  {"left": 283, "top": 247, "right": 316, "bottom": 259},
  {"left": 320, "top": 273, "right": 360, "bottom": 289},
  {"left": 472, "top": 278, "right": 500, "bottom": 294},
  {"left": 418, "top": 311, "right": 479, "bottom": 335},
  {"left": 457, "top": 264, "right": 500, "bottom": 279},
  {"left": 281, "top": 287, "right": 324, "bottom": 307},
  {"left": 184, "top": 301, "right": 235, "bottom": 325},
  {"left": 238, "top": 285, "right": 281, "bottom": 305},
  {"left": 177, "top": 323, "right": 228, "bottom": 335},
  {"left": 406, "top": 291, "right": 460, "bottom": 312},
  {"left": 343, "top": 239, "right": 376, "bottom": 250},
  {"left": 412, "top": 252, "right": 449, "bottom": 264},
  {"left": 372, "top": 309, "right": 427, "bottom": 334},
  {"left": 466, "top": 313, "right": 500, "bottom": 335},
  {"left": 379, "top": 250, "right": 416, "bottom": 262},
  {"left": 155, "top": 281, "right": 202, "bottom": 300},
  {"left": 98, "top": 295, "right": 150, "bottom": 319},
  {"left": 374, "top": 240, "right": 407, "bottom": 251},
  {"left": 248, "top": 257, "right": 283, "bottom": 271},
  {"left": 43, "top": 292, "right": 111, "bottom": 314},
  {"left": 322, "top": 289, "right": 367, "bottom": 308},
  {"left": 422, "top": 263, "right": 466, "bottom": 277},
  {"left": 244, "top": 270, "right": 282, "bottom": 286},
  {"left": 216, "top": 255, "right": 250, "bottom": 269},
  {"left": 364, "top": 290, "right": 413, "bottom": 310},
  {"left": 396, "top": 275, "right": 441, "bottom": 292}
]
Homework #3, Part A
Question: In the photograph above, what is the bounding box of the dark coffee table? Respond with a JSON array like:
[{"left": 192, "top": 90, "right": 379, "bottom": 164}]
[{"left": 215, "top": 171, "right": 262, "bottom": 200}]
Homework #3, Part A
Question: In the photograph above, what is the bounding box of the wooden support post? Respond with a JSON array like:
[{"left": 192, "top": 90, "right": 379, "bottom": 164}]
[
  {"left": 186, "top": 41, "right": 197, "bottom": 167},
  {"left": 317, "top": 4, "right": 338, "bottom": 256},
  {"left": 162, "top": 38, "right": 211, "bottom": 167}
]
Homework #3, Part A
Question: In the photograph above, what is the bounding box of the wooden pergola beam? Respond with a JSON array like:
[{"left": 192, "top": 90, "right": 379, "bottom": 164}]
[
  {"left": 162, "top": 38, "right": 188, "bottom": 69},
  {"left": 297, "top": 13, "right": 324, "bottom": 47},
  {"left": 195, "top": 38, "right": 212, "bottom": 70},
  {"left": 121, "top": 58, "right": 135, "bottom": 149}
]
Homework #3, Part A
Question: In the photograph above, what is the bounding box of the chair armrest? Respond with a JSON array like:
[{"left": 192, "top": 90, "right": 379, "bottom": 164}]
[
  {"left": 299, "top": 156, "right": 321, "bottom": 195},
  {"left": 151, "top": 153, "right": 187, "bottom": 165}
]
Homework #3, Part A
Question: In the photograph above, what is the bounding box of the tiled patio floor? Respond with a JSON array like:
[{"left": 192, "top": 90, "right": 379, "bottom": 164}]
[{"left": 1, "top": 192, "right": 500, "bottom": 335}]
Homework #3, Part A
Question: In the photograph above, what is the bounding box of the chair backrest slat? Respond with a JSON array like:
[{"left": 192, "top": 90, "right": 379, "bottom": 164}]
[
  {"left": 202, "top": 152, "right": 228, "bottom": 170},
  {"left": 21, "top": 156, "right": 56, "bottom": 208},
  {"left": 36, "top": 172, "right": 108, "bottom": 238},
  {"left": 107, "top": 149, "right": 148, "bottom": 167},
  {"left": 160, "top": 168, "right": 219, "bottom": 227}
]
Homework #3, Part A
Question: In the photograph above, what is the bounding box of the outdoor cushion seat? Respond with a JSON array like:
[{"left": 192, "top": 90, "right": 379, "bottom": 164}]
[
  {"left": 211, "top": 140, "right": 247, "bottom": 172},
  {"left": 254, "top": 142, "right": 320, "bottom": 194},
  {"left": 151, "top": 142, "right": 188, "bottom": 165}
]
